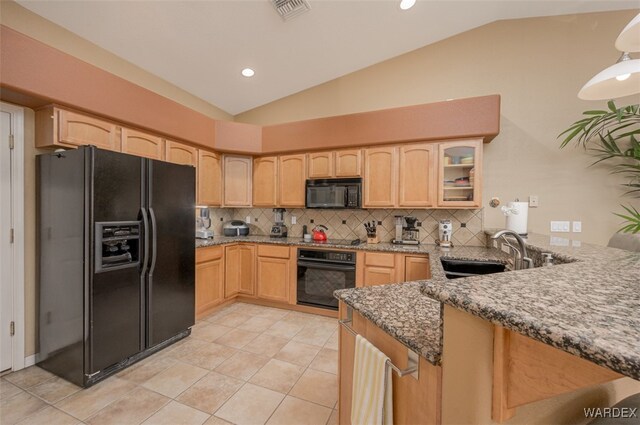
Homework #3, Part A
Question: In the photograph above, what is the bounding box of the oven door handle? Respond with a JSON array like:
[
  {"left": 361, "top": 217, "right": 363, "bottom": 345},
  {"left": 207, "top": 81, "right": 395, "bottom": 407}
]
[{"left": 297, "top": 260, "right": 356, "bottom": 271}]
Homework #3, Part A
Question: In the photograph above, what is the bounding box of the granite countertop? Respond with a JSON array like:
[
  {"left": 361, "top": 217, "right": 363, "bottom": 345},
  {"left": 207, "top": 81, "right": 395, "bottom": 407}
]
[{"left": 420, "top": 232, "right": 640, "bottom": 380}]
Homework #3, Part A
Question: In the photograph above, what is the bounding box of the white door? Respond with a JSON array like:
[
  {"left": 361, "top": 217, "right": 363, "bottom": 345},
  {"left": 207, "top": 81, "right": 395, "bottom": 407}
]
[{"left": 0, "top": 110, "right": 13, "bottom": 372}]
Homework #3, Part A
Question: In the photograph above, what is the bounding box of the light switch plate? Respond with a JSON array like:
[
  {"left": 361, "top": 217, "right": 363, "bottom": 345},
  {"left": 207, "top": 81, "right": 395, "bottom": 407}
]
[
  {"left": 529, "top": 195, "right": 539, "bottom": 208},
  {"left": 291, "top": 216, "right": 297, "bottom": 225},
  {"left": 550, "top": 221, "right": 570, "bottom": 232},
  {"left": 245, "top": 216, "right": 251, "bottom": 224},
  {"left": 572, "top": 221, "right": 582, "bottom": 233}
]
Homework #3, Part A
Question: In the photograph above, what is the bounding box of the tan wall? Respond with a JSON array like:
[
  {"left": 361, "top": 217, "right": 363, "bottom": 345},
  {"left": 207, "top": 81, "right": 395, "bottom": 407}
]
[
  {"left": 237, "top": 10, "right": 640, "bottom": 245},
  {"left": 0, "top": 1, "right": 232, "bottom": 122}
]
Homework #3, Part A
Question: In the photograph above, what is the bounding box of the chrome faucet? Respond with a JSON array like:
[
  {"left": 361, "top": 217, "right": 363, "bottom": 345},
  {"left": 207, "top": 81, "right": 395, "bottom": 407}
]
[{"left": 490, "top": 229, "right": 534, "bottom": 270}]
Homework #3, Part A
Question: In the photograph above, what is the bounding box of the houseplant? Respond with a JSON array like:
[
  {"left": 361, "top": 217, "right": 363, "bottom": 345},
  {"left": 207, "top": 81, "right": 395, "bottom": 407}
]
[{"left": 559, "top": 101, "right": 640, "bottom": 233}]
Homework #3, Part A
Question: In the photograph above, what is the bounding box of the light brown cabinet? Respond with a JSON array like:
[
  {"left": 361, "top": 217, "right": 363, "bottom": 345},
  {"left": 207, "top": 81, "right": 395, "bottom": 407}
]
[
  {"left": 253, "top": 156, "right": 278, "bottom": 207},
  {"left": 223, "top": 155, "right": 252, "bottom": 207},
  {"left": 121, "top": 128, "right": 164, "bottom": 160},
  {"left": 361, "top": 252, "right": 399, "bottom": 287},
  {"left": 438, "top": 139, "right": 483, "bottom": 208},
  {"left": 225, "top": 244, "right": 256, "bottom": 298},
  {"left": 335, "top": 149, "right": 362, "bottom": 177},
  {"left": 404, "top": 255, "right": 431, "bottom": 281},
  {"left": 278, "top": 154, "right": 307, "bottom": 207},
  {"left": 338, "top": 302, "right": 441, "bottom": 425},
  {"left": 363, "top": 147, "right": 397, "bottom": 208},
  {"left": 398, "top": 144, "right": 436, "bottom": 208},
  {"left": 256, "top": 245, "right": 291, "bottom": 303},
  {"left": 308, "top": 151, "right": 334, "bottom": 178},
  {"left": 36, "top": 106, "right": 121, "bottom": 151},
  {"left": 197, "top": 150, "right": 222, "bottom": 206},
  {"left": 195, "top": 246, "right": 225, "bottom": 318},
  {"left": 165, "top": 140, "right": 197, "bottom": 166}
]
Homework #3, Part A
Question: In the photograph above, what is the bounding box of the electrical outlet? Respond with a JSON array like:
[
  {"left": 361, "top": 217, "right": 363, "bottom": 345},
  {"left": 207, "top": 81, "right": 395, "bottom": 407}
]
[
  {"left": 572, "top": 221, "right": 582, "bottom": 233},
  {"left": 245, "top": 216, "right": 251, "bottom": 224},
  {"left": 529, "top": 195, "right": 539, "bottom": 208},
  {"left": 550, "top": 221, "right": 570, "bottom": 232},
  {"left": 291, "top": 216, "right": 297, "bottom": 225}
]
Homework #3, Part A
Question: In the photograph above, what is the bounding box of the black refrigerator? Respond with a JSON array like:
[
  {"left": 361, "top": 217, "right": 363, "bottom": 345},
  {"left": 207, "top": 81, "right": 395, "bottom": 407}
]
[{"left": 37, "top": 146, "right": 195, "bottom": 387}]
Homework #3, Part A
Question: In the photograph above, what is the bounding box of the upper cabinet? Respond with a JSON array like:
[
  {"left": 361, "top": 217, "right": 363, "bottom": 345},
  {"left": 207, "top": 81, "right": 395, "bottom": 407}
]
[
  {"left": 335, "top": 149, "right": 362, "bottom": 177},
  {"left": 308, "top": 152, "right": 334, "bottom": 179},
  {"left": 36, "top": 106, "right": 120, "bottom": 151},
  {"left": 223, "top": 155, "right": 252, "bottom": 207},
  {"left": 253, "top": 156, "right": 278, "bottom": 207},
  {"left": 398, "top": 144, "right": 436, "bottom": 208},
  {"left": 198, "top": 150, "right": 222, "bottom": 206},
  {"left": 121, "top": 128, "right": 164, "bottom": 160},
  {"left": 165, "top": 140, "right": 197, "bottom": 166},
  {"left": 363, "top": 147, "right": 397, "bottom": 208},
  {"left": 279, "top": 154, "right": 307, "bottom": 207},
  {"left": 438, "top": 139, "right": 482, "bottom": 208}
]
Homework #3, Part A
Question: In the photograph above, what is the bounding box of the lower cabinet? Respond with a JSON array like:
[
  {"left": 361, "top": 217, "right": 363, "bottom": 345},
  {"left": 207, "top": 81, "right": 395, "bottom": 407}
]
[
  {"left": 256, "top": 245, "right": 292, "bottom": 303},
  {"left": 361, "top": 252, "right": 399, "bottom": 287},
  {"left": 195, "top": 246, "right": 225, "bottom": 318},
  {"left": 338, "top": 302, "right": 442, "bottom": 425},
  {"left": 404, "top": 255, "right": 431, "bottom": 281},
  {"left": 225, "top": 244, "right": 256, "bottom": 298}
]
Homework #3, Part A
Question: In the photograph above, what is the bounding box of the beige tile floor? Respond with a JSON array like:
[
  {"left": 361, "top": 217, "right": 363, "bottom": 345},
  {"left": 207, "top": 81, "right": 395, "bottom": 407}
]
[{"left": 0, "top": 303, "right": 340, "bottom": 425}]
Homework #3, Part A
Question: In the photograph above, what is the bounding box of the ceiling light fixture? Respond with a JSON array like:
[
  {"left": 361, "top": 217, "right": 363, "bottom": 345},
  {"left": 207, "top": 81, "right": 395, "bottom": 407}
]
[
  {"left": 241, "top": 68, "right": 255, "bottom": 78},
  {"left": 399, "top": 0, "right": 416, "bottom": 10},
  {"left": 578, "top": 13, "right": 640, "bottom": 100}
]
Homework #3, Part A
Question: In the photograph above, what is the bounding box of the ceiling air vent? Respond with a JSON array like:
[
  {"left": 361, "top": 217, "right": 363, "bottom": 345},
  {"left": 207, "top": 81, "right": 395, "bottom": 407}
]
[{"left": 272, "top": 0, "right": 311, "bottom": 21}]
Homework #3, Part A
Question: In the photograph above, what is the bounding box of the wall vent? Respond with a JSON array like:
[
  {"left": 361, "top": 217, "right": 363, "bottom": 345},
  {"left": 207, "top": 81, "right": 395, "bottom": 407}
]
[{"left": 271, "top": 0, "right": 311, "bottom": 21}]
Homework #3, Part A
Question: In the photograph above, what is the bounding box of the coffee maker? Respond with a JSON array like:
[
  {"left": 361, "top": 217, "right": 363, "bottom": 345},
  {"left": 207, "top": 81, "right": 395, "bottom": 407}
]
[
  {"left": 270, "top": 208, "right": 288, "bottom": 238},
  {"left": 436, "top": 219, "right": 453, "bottom": 248},
  {"left": 391, "top": 216, "right": 420, "bottom": 245},
  {"left": 196, "top": 208, "right": 214, "bottom": 239}
]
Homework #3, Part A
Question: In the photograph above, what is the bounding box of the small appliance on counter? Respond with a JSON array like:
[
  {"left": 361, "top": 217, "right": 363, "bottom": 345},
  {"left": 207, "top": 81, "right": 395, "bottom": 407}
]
[
  {"left": 223, "top": 220, "right": 250, "bottom": 236},
  {"left": 270, "top": 208, "right": 288, "bottom": 238},
  {"left": 436, "top": 219, "right": 453, "bottom": 248},
  {"left": 391, "top": 216, "right": 420, "bottom": 245},
  {"left": 501, "top": 200, "right": 529, "bottom": 236},
  {"left": 196, "top": 208, "right": 214, "bottom": 239},
  {"left": 312, "top": 225, "right": 328, "bottom": 241}
]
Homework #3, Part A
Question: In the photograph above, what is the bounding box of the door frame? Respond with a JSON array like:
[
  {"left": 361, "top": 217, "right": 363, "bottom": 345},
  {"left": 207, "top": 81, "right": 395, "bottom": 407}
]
[{"left": 1, "top": 102, "right": 25, "bottom": 371}]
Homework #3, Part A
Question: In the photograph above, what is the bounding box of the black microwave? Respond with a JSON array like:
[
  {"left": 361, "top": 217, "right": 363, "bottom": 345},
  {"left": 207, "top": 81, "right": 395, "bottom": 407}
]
[{"left": 305, "top": 178, "right": 362, "bottom": 209}]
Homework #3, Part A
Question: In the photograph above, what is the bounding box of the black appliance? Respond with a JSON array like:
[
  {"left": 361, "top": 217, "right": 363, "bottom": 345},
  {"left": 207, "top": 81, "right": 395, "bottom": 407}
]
[
  {"left": 297, "top": 249, "right": 356, "bottom": 310},
  {"left": 37, "top": 146, "right": 195, "bottom": 387},
  {"left": 223, "top": 220, "right": 250, "bottom": 236},
  {"left": 305, "top": 178, "right": 361, "bottom": 209}
]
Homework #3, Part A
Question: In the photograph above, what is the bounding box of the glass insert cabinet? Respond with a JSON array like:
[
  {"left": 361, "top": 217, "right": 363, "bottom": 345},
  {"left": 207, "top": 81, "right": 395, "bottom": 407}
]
[{"left": 438, "top": 139, "right": 482, "bottom": 208}]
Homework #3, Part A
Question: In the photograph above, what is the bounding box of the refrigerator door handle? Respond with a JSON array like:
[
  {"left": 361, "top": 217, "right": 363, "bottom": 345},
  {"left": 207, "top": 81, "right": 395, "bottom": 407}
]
[
  {"left": 149, "top": 207, "right": 158, "bottom": 276},
  {"left": 140, "top": 208, "right": 149, "bottom": 272}
]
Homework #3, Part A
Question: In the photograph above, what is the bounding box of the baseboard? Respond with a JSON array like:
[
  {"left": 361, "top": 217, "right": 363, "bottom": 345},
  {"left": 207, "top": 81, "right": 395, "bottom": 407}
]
[{"left": 24, "top": 354, "right": 36, "bottom": 368}]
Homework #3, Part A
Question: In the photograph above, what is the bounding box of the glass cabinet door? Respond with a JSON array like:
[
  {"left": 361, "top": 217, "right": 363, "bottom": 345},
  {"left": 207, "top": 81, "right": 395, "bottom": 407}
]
[{"left": 438, "top": 140, "right": 482, "bottom": 208}]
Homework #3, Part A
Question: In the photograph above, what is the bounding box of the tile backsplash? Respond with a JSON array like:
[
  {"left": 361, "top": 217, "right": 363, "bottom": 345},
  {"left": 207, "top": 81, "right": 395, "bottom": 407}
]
[{"left": 200, "top": 207, "right": 485, "bottom": 247}]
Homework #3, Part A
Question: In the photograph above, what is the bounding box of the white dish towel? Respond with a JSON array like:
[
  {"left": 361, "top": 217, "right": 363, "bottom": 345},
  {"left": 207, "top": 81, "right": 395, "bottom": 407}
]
[{"left": 351, "top": 334, "right": 393, "bottom": 425}]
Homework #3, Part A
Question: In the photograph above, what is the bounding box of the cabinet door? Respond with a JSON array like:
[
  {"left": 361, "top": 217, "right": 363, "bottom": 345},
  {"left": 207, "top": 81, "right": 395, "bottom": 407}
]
[
  {"left": 197, "top": 150, "right": 222, "bottom": 206},
  {"left": 224, "top": 245, "right": 240, "bottom": 298},
  {"left": 239, "top": 245, "right": 256, "bottom": 296},
  {"left": 308, "top": 152, "right": 334, "bottom": 178},
  {"left": 279, "top": 154, "right": 306, "bottom": 207},
  {"left": 404, "top": 256, "right": 430, "bottom": 281},
  {"left": 335, "top": 149, "right": 362, "bottom": 177},
  {"left": 363, "top": 252, "right": 397, "bottom": 286},
  {"left": 398, "top": 144, "right": 436, "bottom": 208},
  {"left": 223, "top": 155, "right": 252, "bottom": 207},
  {"left": 121, "top": 128, "right": 164, "bottom": 160},
  {"left": 58, "top": 109, "right": 121, "bottom": 151},
  {"left": 363, "top": 147, "right": 397, "bottom": 208},
  {"left": 257, "top": 256, "right": 290, "bottom": 302},
  {"left": 438, "top": 139, "right": 483, "bottom": 208},
  {"left": 253, "top": 157, "right": 278, "bottom": 207},
  {"left": 196, "top": 257, "right": 224, "bottom": 318},
  {"left": 165, "top": 140, "right": 197, "bottom": 166}
]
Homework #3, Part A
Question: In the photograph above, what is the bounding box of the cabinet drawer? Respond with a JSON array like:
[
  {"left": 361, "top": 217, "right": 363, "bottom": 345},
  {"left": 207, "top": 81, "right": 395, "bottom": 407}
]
[
  {"left": 257, "top": 244, "right": 290, "bottom": 259},
  {"left": 364, "top": 252, "right": 395, "bottom": 268},
  {"left": 196, "top": 246, "right": 224, "bottom": 263}
]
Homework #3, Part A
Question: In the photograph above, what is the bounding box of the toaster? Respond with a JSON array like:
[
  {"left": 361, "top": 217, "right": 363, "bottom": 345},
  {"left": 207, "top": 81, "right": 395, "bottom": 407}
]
[{"left": 223, "top": 220, "right": 250, "bottom": 236}]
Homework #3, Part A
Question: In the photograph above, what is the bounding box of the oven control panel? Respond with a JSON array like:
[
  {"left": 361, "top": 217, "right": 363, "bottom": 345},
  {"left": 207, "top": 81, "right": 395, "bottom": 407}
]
[{"left": 298, "top": 249, "right": 356, "bottom": 264}]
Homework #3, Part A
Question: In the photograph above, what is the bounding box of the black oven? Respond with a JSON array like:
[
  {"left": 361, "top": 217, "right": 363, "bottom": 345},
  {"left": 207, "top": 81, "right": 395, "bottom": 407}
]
[
  {"left": 297, "top": 249, "right": 356, "bottom": 310},
  {"left": 305, "top": 178, "right": 361, "bottom": 209}
]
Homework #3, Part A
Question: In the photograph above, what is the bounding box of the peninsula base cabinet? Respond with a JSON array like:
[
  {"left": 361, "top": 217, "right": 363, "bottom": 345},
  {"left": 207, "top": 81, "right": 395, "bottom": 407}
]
[
  {"left": 195, "top": 246, "right": 225, "bottom": 319},
  {"left": 358, "top": 252, "right": 430, "bottom": 286},
  {"left": 338, "top": 302, "right": 442, "bottom": 425}
]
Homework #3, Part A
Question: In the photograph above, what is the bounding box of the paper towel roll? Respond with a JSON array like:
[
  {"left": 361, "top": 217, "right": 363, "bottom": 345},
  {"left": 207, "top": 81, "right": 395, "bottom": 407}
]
[{"left": 504, "top": 202, "right": 528, "bottom": 235}]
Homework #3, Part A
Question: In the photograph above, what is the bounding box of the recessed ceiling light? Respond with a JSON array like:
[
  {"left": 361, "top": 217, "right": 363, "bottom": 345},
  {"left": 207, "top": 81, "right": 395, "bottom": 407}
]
[
  {"left": 399, "top": 0, "right": 416, "bottom": 10},
  {"left": 241, "top": 68, "right": 255, "bottom": 77}
]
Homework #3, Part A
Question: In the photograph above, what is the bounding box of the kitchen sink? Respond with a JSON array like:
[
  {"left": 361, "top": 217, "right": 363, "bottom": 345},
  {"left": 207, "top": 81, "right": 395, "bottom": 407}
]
[{"left": 440, "top": 258, "right": 508, "bottom": 279}]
